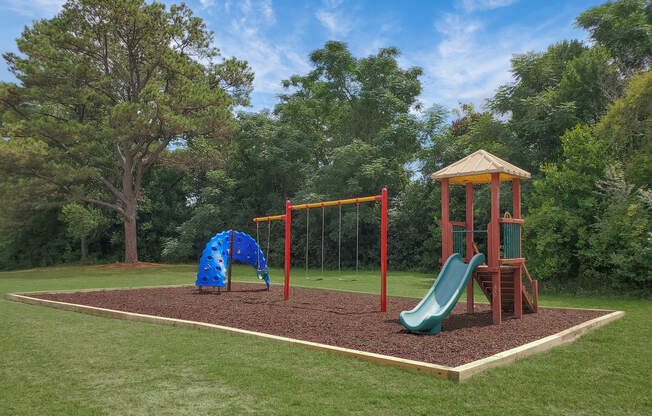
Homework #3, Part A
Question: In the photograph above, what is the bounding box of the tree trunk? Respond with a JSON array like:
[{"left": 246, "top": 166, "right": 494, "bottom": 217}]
[
  {"left": 81, "top": 236, "right": 88, "bottom": 261},
  {"left": 124, "top": 214, "right": 138, "bottom": 263}
]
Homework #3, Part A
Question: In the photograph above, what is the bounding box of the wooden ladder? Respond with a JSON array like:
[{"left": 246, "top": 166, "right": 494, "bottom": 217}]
[{"left": 474, "top": 264, "right": 538, "bottom": 314}]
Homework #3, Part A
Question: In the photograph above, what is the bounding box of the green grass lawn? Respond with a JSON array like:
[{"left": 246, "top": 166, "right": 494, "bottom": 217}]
[{"left": 1, "top": 264, "right": 650, "bottom": 415}]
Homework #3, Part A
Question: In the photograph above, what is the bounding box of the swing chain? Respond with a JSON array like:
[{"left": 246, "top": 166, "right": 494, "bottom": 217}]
[
  {"left": 338, "top": 202, "right": 342, "bottom": 274},
  {"left": 266, "top": 219, "right": 271, "bottom": 265},
  {"left": 356, "top": 201, "right": 359, "bottom": 274},
  {"left": 305, "top": 207, "right": 309, "bottom": 274},
  {"left": 256, "top": 221, "right": 260, "bottom": 269}
]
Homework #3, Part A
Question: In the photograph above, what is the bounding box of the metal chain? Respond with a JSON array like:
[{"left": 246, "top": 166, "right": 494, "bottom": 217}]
[
  {"left": 338, "top": 204, "right": 342, "bottom": 274},
  {"left": 266, "top": 220, "right": 271, "bottom": 266},
  {"left": 356, "top": 203, "right": 359, "bottom": 274},
  {"left": 256, "top": 221, "right": 260, "bottom": 269},
  {"left": 305, "top": 208, "right": 309, "bottom": 274}
]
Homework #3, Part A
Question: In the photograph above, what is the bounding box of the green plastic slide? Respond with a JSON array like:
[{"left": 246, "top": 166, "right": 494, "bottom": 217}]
[{"left": 399, "top": 253, "right": 485, "bottom": 335}]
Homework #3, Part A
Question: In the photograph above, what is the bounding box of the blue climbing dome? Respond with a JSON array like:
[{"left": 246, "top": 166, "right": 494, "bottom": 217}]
[{"left": 196, "top": 230, "right": 270, "bottom": 289}]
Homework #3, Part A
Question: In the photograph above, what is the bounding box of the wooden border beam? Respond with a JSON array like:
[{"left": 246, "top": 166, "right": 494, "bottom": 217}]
[{"left": 6, "top": 289, "right": 624, "bottom": 382}]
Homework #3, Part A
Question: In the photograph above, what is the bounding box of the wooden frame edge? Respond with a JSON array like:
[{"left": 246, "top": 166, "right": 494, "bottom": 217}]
[
  {"left": 6, "top": 293, "right": 459, "bottom": 381},
  {"left": 11, "top": 284, "right": 192, "bottom": 295},
  {"left": 453, "top": 310, "right": 625, "bottom": 380},
  {"left": 6, "top": 292, "right": 623, "bottom": 382}
]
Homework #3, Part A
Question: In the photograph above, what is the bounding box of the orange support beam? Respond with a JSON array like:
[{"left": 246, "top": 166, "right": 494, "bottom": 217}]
[
  {"left": 441, "top": 178, "right": 452, "bottom": 262},
  {"left": 490, "top": 173, "right": 501, "bottom": 325},
  {"left": 465, "top": 182, "right": 474, "bottom": 313},
  {"left": 512, "top": 178, "right": 522, "bottom": 318}
]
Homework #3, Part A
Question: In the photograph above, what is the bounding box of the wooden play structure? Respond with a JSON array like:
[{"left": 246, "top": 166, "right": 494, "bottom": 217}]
[{"left": 432, "top": 150, "right": 539, "bottom": 324}]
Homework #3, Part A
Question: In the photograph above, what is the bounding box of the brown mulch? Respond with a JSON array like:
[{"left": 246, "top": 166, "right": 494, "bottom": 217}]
[
  {"left": 31, "top": 283, "right": 608, "bottom": 367},
  {"left": 90, "top": 262, "right": 172, "bottom": 269}
]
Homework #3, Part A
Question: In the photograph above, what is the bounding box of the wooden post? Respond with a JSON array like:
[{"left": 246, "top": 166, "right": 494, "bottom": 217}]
[
  {"left": 227, "top": 230, "right": 234, "bottom": 292},
  {"left": 465, "top": 182, "right": 474, "bottom": 314},
  {"left": 490, "top": 173, "right": 501, "bottom": 325},
  {"left": 512, "top": 179, "right": 522, "bottom": 318},
  {"left": 441, "top": 178, "right": 452, "bottom": 262}
]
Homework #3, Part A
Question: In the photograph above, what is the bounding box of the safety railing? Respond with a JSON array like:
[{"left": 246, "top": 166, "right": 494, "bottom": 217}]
[
  {"left": 452, "top": 224, "right": 466, "bottom": 257},
  {"left": 499, "top": 217, "right": 524, "bottom": 260},
  {"left": 451, "top": 221, "right": 487, "bottom": 260},
  {"left": 522, "top": 262, "right": 538, "bottom": 312}
]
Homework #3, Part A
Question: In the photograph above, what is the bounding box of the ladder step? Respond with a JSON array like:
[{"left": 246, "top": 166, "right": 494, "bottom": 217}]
[{"left": 472, "top": 265, "right": 538, "bottom": 314}]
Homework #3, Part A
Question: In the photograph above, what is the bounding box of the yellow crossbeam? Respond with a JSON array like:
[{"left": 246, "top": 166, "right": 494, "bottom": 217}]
[
  {"left": 252, "top": 194, "right": 381, "bottom": 222},
  {"left": 291, "top": 195, "right": 380, "bottom": 210},
  {"left": 252, "top": 214, "right": 285, "bottom": 223}
]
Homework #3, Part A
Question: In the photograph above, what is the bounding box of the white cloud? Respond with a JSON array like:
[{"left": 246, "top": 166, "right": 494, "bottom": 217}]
[
  {"left": 2, "top": 0, "right": 64, "bottom": 17},
  {"left": 210, "top": 0, "right": 310, "bottom": 103},
  {"left": 458, "top": 0, "right": 518, "bottom": 13},
  {"left": 260, "top": 0, "right": 275, "bottom": 24},
  {"left": 323, "top": 0, "right": 345, "bottom": 8},
  {"left": 435, "top": 13, "right": 482, "bottom": 57},
  {"left": 314, "top": 0, "right": 355, "bottom": 39},
  {"left": 315, "top": 9, "right": 353, "bottom": 38},
  {"left": 406, "top": 10, "right": 579, "bottom": 112}
]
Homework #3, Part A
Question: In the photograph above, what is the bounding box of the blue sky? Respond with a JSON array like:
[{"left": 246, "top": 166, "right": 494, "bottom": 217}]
[{"left": 0, "top": 0, "right": 604, "bottom": 113}]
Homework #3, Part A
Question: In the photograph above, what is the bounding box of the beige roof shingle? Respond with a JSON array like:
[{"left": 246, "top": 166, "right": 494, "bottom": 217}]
[{"left": 431, "top": 149, "right": 531, "bottom": 184}]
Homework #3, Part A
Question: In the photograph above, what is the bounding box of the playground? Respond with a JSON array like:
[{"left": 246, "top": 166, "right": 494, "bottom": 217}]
[
  {"left": 22, "top": 282, "right": 609, "bottom": 368},
  {"left": 0, "top": 0, "right": 649, "bottom": 413},
  {"left": 7, "top": 151, "right": 627, "bottom": 381},
  {"left": 1, "top": 264, "right": 650, "bottom": 415}
]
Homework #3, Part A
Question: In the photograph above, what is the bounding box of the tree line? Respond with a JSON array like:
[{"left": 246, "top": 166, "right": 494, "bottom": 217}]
[{"left": 0, "top": 0, "right": 650, "bottom": 292}]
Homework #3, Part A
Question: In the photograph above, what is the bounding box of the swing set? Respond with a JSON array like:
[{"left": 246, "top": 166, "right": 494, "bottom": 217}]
[{"left": 253, "top": 188, "right": 388, "bottom": 312}]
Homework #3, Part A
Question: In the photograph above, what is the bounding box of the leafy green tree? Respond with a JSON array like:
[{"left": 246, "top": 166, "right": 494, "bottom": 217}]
[
  {"left": 489, "top": 39, "right": 625, "bottom": 172},
  {"left": 421, "top": 104, "right": 522, "bottom": 174},
  {"left": 489, "top": 41, "right": 587, "bottom": 169},
  {"left": 522, "top": 63, "right": 650, "bottom": 291},
  {"left": 577, "top": 0, "right": 652, "bottom": 76},
  {"left": 163, "top": 111, "right": 312, "bottom": 264},
  {"left": 594, "top": 70, "right": 652, "bottom": 187},
  {"left": 0, "top": 0, "right": 253, "bottom": 263},
  {"left": 557, "top": 46, "right": 622, "bottom": 122},
  {"left": 59, "top": 203, "right": 105, "bottom": 260},
  {"left": 133, "top": 164, "right": 194, "bottom": 262},
  {"left": 524, "top": 125, "right": 612, "bottom": 284},
  {"left": 277, "top": 41, "right": 423, "bottom": 189},
  {"left": 582, "top": 166, "right": 651, "bottom": 290},
  {"left": 271, "top": 42, "right": 429, "bottom": 268},
  {"left": 0, "top": 208, "right": 76, "bottom": 270},
  {"left": 388, "top": 179, "right": 441, "bottom": 271}
]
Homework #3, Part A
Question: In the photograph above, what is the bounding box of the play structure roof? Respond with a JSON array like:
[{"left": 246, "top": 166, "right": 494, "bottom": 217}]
[{"left": 431, "top": 149, "right": 531, "bottom": 184}]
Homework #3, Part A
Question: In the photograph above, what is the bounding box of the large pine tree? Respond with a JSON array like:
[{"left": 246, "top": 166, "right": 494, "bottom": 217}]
[{"left": 0, "top": 0, "right": 253, "bottom": 262}]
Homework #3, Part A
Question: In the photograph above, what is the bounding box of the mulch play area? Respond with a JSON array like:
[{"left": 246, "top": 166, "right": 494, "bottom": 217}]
[{"left": 29, "top": 283, "right": 608, "bottom": 367}]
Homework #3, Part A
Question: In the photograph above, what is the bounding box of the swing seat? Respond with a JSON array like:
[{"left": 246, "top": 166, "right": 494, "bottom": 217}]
[{"left": 256, "top": 268, "right": 270, "bottom": 289}]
